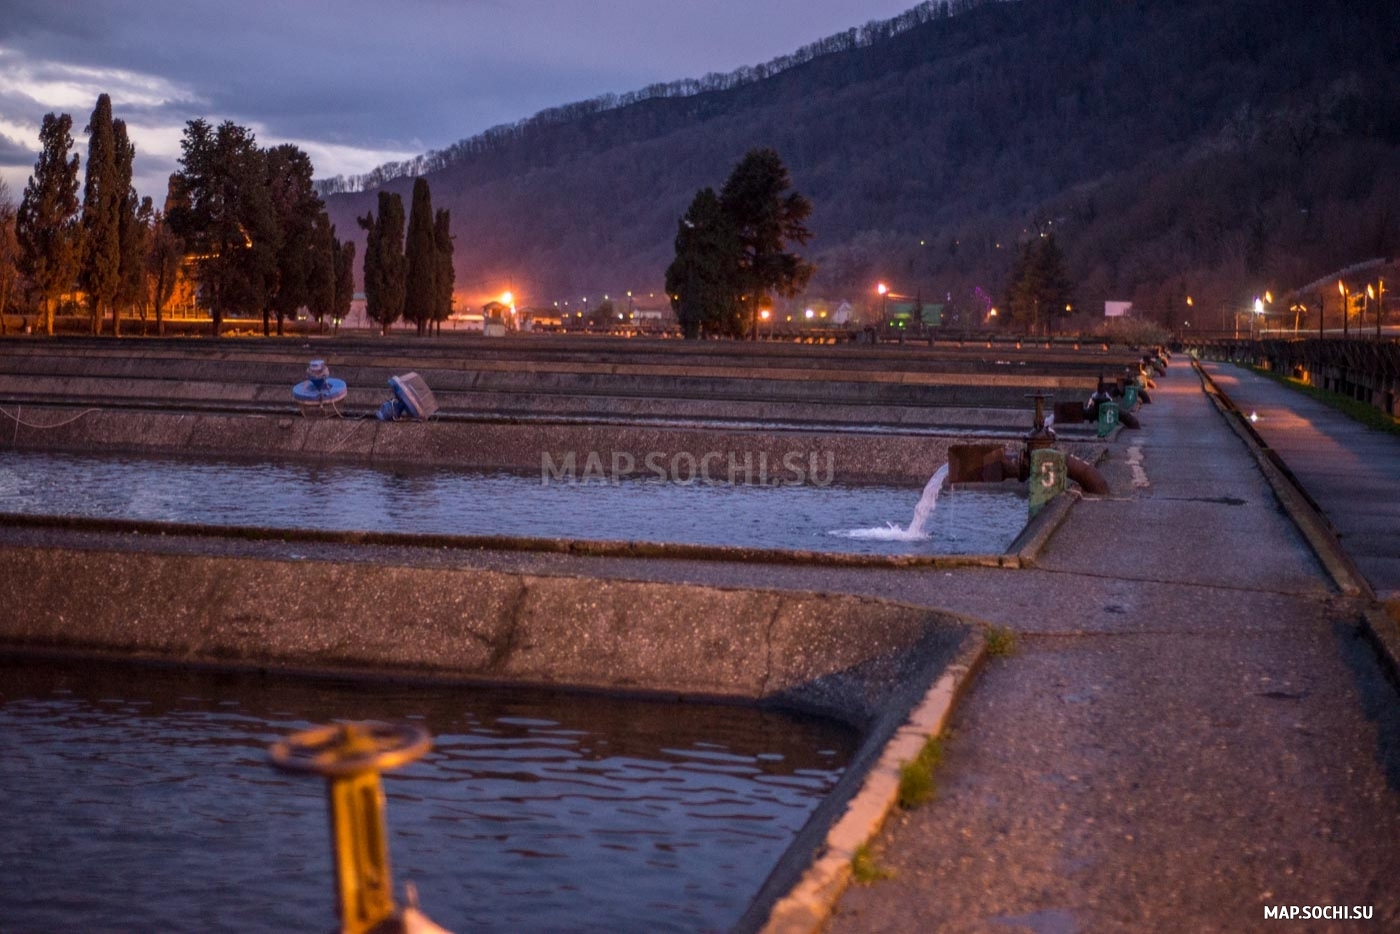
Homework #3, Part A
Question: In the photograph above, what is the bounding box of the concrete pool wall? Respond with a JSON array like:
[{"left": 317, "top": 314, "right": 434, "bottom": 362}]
[
  {"left": 0, "top": 537, "right": 971, "bottom": 728},
  {"left": 3, "top": 406, "right": 1105, "bottom": 484},
  {"left": 0, "top": 335, "right": 1139, "bottom": 430}
]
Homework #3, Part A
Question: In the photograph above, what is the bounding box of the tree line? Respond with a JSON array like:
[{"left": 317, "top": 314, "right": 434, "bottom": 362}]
[
  {"left": 358, "top": 178, "right": 455, "bottom": 336},
  {"left": 4, "top": 95, "right": 358, "bottom": 337},
  {"left": 2, "top": 95, "right": 457, "bottom": 338},
  {"left": 314, "top": 0, "right": 1005, "bottom": 197}
]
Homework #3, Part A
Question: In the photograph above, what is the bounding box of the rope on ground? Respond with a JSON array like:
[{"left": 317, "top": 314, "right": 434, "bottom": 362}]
[
  {"left": 325, "top": 411, "right": 375, "bottom": 455},
  {"left": 1, "top": 405, "right": 101, "bottom": 431}
]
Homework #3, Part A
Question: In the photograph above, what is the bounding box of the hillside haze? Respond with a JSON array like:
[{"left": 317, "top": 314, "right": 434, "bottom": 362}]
[{"left": 323, "top": 0, "right": 1400, "bottom": 323}]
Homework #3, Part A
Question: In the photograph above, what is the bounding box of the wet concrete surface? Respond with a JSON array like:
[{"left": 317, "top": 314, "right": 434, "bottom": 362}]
[{"left": 1202, "top": 362, "right": 1400, "bottom": 600}]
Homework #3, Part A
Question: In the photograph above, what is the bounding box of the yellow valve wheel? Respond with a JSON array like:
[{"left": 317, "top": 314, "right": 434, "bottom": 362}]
[{"left": 269, "top": 721, "right": 431, "bottom": 778}]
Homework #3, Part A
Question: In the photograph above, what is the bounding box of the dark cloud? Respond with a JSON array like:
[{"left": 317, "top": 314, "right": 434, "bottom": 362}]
[{"left": 0, "top": 129, "right": 35, "bottom": 168}]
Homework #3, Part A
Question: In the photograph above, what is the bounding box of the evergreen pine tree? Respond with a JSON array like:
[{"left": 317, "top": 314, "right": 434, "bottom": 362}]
[
  {"left": 665, "top": 187, "right": 741, "bottom": 338},
  {"left": 1005, "top": 234, "right": 1073, "bottom": 336},
  {"left": 719, "top": 147, "right": 814, "bottom": 338},
  {"left": 17, "top": 112, "right": 82, "bottom": 335},
  {"left": 167, "top": 119, "right": 279, "bottom": 336}
]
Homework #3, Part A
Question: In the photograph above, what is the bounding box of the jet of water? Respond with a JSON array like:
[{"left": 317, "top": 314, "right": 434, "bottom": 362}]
[{"left": 832, "top": 463, "right": 949, "bottom": 541}]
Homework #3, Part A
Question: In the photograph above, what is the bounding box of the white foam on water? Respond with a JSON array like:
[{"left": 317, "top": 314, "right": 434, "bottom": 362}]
[{"left": 830, "top": 463, "right": 949, "bottom": 541}]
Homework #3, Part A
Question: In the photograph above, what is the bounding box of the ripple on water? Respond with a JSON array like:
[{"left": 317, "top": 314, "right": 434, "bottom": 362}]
[
  {"left": 0, "top": 450, "right": 1026, "bottom": 555},
  {"left": 0, "top": 658, "right": 857, "bottom": 933}
]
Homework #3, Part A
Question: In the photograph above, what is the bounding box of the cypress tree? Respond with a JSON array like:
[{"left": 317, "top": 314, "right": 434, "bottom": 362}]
[
  {"left": 433, "top": 207, "right": 454, "bottom": 334},
  {"left": 112, "top": 119, "right": 140, "bottom": 337},
  {"left": 308, "top": 214, "right": 336, "bottom": 332},
  {"left": 17, "top": 112, "right": 82, "bottom": 335},
  {"left": 81, "top": 94, "right": 121, "bottom": 335},
  {"left": 358, "top": 203, "right": 381, "bottom": 330},
  {"left": 358, "top": 190, "right": 405, "bottom": 335},
  {"left": 334, "top": 237, "right": 356, "bottom": 331},
  {"left": 404, "top": 177, "right": 436, "bottom": 336},
  {"left": 266, "top": 144, "right": 322, "bottom": 335}
]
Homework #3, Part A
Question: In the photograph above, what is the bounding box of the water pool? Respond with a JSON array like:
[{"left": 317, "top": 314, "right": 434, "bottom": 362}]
[
  {"left": 0, "top": 658, "right": 857, "bottom": 932},
  {"left": 0, "top": 451, "right": 1027, "bottom": 555}
]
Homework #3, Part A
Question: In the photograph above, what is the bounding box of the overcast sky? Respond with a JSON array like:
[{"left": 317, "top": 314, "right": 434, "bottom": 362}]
[{"left": 0, "top": 0, "right": 920, "bottom": 202}]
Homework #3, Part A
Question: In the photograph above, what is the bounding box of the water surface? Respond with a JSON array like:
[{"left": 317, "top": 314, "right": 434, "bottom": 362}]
[
  {"left": 0, "top": 450, "right": 1026, "bottom": 555},
  {"left": 0, "top": 658, "right": 857, "bottom": 933}
]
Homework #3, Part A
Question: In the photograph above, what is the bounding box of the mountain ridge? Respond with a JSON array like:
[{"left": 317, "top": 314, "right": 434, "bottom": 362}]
[{"left": 323, "top": 0, "right": 1400, "bottom": 325}]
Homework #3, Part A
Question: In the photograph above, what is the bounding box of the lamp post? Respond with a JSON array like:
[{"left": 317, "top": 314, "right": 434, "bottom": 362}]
[
  {"left": 877, "top": 282, "right": 888, "bottom": 329},
  {"left": 1366, "top": 284, "right": 1376, "bottom": 339},
  {"left": 1338, "top": 280, "right": 1349, "bottom": 339},
  {"left": 1378, "top": 278, "right": 1386, "bottom": 339}
]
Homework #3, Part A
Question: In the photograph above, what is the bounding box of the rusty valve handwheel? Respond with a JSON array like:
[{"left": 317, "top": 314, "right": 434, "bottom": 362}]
[{"left": 269, "top": 721, "right": 431, "bottom": 778}]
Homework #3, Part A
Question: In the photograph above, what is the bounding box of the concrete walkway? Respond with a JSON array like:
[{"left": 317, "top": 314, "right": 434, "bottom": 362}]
[
  {"left": 1202, "top": 361, "right": 1400, "bottom": 600},
  {"left": 818, "top": 360, "right": 1400, "bottom": 931}
]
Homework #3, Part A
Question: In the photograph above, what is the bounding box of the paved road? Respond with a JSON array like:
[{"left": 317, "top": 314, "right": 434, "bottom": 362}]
[{"left": 1202, "top": 361, "right": 1400, "bottom": 600}]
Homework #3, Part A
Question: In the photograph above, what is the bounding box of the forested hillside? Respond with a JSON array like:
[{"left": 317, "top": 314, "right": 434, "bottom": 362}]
[{"left": 323, "top": 0, "right": 1400, "bottom": 325}]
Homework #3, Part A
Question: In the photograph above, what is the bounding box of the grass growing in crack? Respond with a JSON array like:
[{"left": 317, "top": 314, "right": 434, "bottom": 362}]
[
  {"left": 897, "top": 735, "right": 945, "bottom": 809},
  {"left": 984, "top": 625, "right": 1017, "bottom": 657},
  {"left": 1247, "top": 366, "right": 1400, "bottom": 438},
  {"left": 851, "top": 843, "right": 892, "bottom": 884}
]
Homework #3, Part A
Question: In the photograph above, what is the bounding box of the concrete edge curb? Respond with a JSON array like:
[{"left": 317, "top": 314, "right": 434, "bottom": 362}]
[
  {"left": 1192, "top": 361, "right": 1400, "bottom": 682},
  {"left": 1360, "top": 603, "right": 1400, "bottom": 684},
  {"left": 757, "top": 633, "right": 987, "bottom": 934},
  {"left": 1192, "top": 360, "right": 1372, "bottom": 597},
  {"left": 0, "top": 512, "right": 1027, "bottom": 572},
  {"left": 1009, "top": 489, "right": 1077, "bottom": 565}
]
